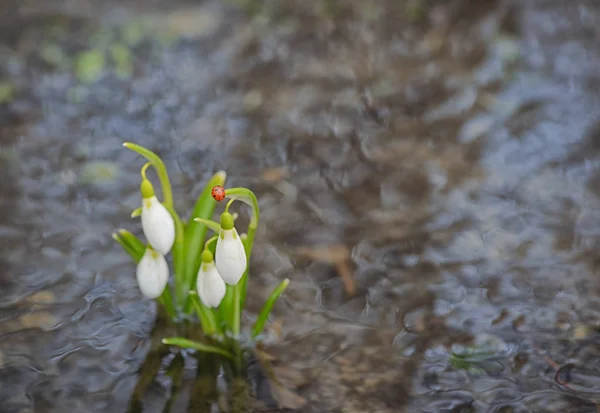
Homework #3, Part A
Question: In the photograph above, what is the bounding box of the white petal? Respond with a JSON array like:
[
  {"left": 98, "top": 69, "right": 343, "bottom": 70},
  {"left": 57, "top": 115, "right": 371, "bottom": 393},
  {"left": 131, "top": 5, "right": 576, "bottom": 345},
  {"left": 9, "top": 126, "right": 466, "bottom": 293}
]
[
  {"left": 136, "top": 249, "right": 169, "bottom": 299},
  {"left": 141, "top": 196, "right": 175, "bottom": 255},
  {"left": 196, "top": 262, "right": 226, "bottom": 308},
  {"left": 215, "top": 228, "right": 247, "bottom": 285}
]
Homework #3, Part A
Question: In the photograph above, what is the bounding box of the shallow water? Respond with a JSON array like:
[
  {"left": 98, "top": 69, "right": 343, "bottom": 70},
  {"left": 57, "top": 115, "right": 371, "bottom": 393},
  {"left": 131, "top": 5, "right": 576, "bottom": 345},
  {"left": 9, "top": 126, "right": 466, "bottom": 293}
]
[{"left": 3, "top": 0, "right": 600, "bottom": 412}]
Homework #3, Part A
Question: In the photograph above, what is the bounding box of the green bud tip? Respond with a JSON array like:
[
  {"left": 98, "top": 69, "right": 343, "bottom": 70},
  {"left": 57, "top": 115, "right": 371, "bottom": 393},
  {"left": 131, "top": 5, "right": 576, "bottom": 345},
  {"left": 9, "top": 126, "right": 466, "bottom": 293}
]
[
  {"left": 220, "top": 211, "right": 234, "bottom": 230},
  {"left": 140, "top": 179, "right": 154, "bottom": 198},
  {"left": 201, "top": 249, "right": 214, "bottom": 263}
]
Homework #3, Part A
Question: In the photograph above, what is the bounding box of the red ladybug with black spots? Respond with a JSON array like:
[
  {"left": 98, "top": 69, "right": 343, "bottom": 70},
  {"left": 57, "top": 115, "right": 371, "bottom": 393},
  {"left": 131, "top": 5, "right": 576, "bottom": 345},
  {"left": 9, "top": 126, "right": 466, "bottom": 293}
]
[{"left": 211, "top": 185, "right": 226, "bottom": 202}]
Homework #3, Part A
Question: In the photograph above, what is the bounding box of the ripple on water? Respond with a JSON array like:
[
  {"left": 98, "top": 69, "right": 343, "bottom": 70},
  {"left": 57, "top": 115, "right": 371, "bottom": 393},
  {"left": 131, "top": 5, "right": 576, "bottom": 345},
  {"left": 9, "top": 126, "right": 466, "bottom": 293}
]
[{"left": 4, "top": 0, "right": 600, "bottom": 412}]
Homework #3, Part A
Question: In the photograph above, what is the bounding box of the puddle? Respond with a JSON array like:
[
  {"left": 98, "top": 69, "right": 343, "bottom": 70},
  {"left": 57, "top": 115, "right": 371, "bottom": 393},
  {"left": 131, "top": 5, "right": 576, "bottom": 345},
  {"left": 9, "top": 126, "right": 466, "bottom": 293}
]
[{"left": 2, "top": 0, "right": 600, "bottom": 412}]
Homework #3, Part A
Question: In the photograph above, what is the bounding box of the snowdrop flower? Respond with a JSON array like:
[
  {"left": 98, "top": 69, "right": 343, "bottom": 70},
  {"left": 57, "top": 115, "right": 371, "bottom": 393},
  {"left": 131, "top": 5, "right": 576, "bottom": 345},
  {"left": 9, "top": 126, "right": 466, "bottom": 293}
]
[
  {"left": 136, "top": 247, "right": 169, "bottom": 299},
  {"left": 140, "top": 179, "right": 175, "bottom": 255},
  {"left": 215, "top": 211, "right": 247, "bottom": 285},
  {"left": 196, "top": 250, "right": 226, "bottom": 308}
]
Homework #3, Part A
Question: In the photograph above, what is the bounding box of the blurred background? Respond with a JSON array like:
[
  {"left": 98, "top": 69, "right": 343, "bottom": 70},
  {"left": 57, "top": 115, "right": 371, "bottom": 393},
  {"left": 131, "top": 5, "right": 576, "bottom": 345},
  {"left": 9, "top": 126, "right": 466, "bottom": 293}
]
[{"left": 3, "top": 0, "right": 600, "bottom": 412}]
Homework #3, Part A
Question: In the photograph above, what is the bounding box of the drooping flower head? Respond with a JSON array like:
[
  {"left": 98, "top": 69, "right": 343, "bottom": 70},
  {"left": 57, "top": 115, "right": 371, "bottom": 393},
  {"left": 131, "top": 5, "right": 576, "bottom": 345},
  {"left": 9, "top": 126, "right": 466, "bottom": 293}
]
[
  {"left": 196, "top": 249, "right": 226, "bottom": 308},
  {"left": 136, "top": 247, "right": 169, "bottom": 299},
  {"left": 215, "top": 211, "right": 247, "bottom": 285},
  {"left": 140, "top": 178, "right": 175, "bottom": 255}
]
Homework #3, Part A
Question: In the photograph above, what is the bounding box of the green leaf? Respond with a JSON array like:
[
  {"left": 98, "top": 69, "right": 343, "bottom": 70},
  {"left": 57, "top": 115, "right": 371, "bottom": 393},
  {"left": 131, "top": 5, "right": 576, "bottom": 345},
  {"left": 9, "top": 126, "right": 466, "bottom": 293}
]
[
  {"left": 157, "top": 287, "right": 176, "bottom": 321},
  {"left": 190, "top": 291, "right": 218, "bottom": 336},
  {"left": 162, "top": 337, "right": 233, "bottom": 359},
  {"left": 252, "top": 279, "right": 289, "bottom": 339},
  {"left": 112, "top": 229, "right": 144, "bottom": 262},
  {"left": 192, "top": 218, "right": 221, "bottom": 234},
  {"left": 112, "top": 233, "right": 140, "bottom": 262},
  {"left": 130, "top": 207, "right": 142, "bottom": 218},
  {"left": 182, "top": 170, "right": 225, "bottom": 312}
]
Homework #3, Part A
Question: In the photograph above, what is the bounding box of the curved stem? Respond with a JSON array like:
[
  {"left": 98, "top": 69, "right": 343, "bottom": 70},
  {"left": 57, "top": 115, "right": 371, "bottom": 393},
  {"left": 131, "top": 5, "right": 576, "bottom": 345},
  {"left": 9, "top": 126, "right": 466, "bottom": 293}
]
[
  {"left": 224, "top": 198, "right": 235, "bottom": 213},
  {"left": 224, "top": 188, "right": 259, "bottom": 229},
  {"left": 123, "top": 142, "right": 173, "bottom": 208},
  {"left": 204, "top": 235, "right": 218, "bottom": 250},
  {"left": 140, "top": 162, "right": 152, "bottom": 180},
  {"left": 123, "top": 142, "right": 186, "bottom": 312},
  {"left": 221, "top": 188, "right": 260, "bottom": 337}
]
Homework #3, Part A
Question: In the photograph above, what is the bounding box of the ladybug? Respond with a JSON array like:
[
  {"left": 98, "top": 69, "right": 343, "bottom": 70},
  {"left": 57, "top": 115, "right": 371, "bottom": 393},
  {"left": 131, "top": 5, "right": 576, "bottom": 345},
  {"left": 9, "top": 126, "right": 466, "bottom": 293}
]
[{"left": 211, "top": 185, "right": 226, "bottom": 202}]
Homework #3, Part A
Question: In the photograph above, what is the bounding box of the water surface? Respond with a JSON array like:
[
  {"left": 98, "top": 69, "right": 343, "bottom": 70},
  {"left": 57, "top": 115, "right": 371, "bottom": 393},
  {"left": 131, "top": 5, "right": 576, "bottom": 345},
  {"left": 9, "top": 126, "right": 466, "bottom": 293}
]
[{"left": 2, "top": 0, "right": 600, "bottom": 412}]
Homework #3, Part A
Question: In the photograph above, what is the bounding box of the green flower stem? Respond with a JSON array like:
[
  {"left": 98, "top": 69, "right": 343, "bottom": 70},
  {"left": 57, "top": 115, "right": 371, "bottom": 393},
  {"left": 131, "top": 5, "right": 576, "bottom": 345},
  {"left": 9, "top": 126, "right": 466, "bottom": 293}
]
[
  {"left": 162, "top": 337, "right": 233, "bottom": 359},
  {"left": 251, "top": 278, "right": 289, "bottom": 339},
  {"left": 190, "top": 291, "right": 218, "bottom": 336},
  {"left": 183, "top": 171, "right": 226, "bottom": 313},
  {"left": 123, "top": 143, "right": 173, "bottom": 207},
  {"left": 164, "top": 203, "right": 187, "bottom": 308},
  {"left": 204, "top": 236, "right": 218, "bottom": 249},
  {"left": 158, "top": 287, "right": 176, "bottom": 321},
  {"left": 222, "top": 188, "right": 260, "bottom": 337},
  {"left": 225, "top": 188, "right": 260, "bottom": 228},
  {"left": 123, "top": 142, "right": 188, "bottom": 311},
  {"left": 190, "top": 218, "right": 223, "bottom": 330}
]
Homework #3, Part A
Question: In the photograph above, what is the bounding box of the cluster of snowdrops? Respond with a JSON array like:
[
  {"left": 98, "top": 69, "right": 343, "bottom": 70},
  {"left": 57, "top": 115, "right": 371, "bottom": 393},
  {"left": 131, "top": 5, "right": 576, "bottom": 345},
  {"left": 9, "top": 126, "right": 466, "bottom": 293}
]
[{"left": 113, "top": 143, "right": 288, "bottom": 358}]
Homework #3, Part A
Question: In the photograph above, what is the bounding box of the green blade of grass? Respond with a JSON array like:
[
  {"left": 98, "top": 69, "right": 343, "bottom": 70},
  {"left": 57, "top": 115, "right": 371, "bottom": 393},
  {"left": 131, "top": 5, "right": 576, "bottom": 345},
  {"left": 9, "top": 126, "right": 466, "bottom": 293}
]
[
  {"left": 251, "top": 278, "right": 289, "bottom": 339},
  {"left": 113, "top": 228, "right": 145, "bottom": 261},
  {"left": 162, "top": 337, "right": 233, "bottom": 359},
  {"left": 190, "top": 291, "right": 218, "bottom": 336},
  {"left": 183, "top": 171, "right": 226, "bottom": 312},
  {"left": 112, "top": 233, "right": 142, "bottom": 263}
]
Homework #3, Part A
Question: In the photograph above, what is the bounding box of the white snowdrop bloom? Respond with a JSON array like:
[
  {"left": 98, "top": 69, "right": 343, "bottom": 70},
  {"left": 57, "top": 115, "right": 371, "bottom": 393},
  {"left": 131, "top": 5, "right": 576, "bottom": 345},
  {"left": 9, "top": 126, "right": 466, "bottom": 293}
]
[
  {"left": 196, "top": 254, "right": 226, "bottom": 308},
  {"left": 136, "top": 248, "right": 169, "bottom": 299},
  {"left": 215, "top": 212, "right": 247, "bottom": 285},
  {"left": 140, "top": 179, "right": 175, "bottom": 255}
]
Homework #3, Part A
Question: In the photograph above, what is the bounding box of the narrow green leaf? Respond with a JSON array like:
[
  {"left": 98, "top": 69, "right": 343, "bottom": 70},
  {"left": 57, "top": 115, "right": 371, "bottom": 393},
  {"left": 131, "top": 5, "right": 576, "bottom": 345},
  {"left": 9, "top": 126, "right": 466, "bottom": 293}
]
[
  {"left": 112, "top": 229, "right": 144, "bottom": 262},
  {"left": 130, "top": 207, "right": 142, "bottom": 218},
  {"left": 112, "top": 232, "right": 142, "bottom": 263},
  {"left": 192, "top": 218, "right": 221, "bottom": 233},
  {"left": 162, "top": 337, "right": 233, "bottom": 359},
  {"left": 190, "top": 291, "right": 218, "bottom": 336},
  {"left": 157, "top": 287, "right": 176, "bottom": 321},
  {"left": 182, "top": 171, "right": 225, "bottom": 313},
  {"left": 117, "top": 229, "right": 145, "bottom": 257},
  {"left": 252, "top": 279, "right": 289, "bottom": 339}
]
